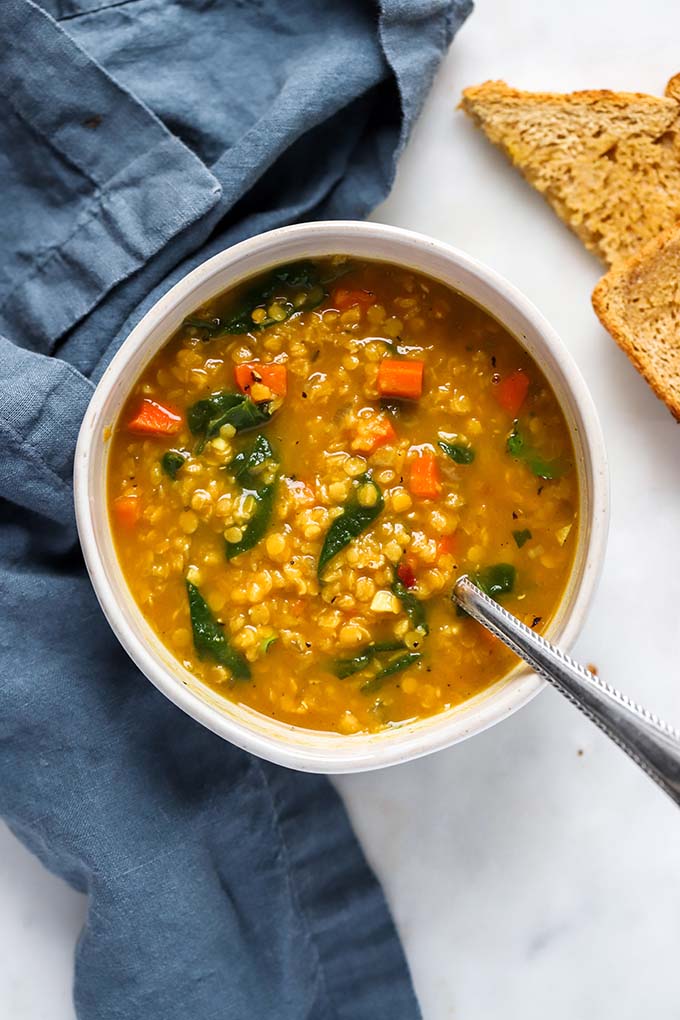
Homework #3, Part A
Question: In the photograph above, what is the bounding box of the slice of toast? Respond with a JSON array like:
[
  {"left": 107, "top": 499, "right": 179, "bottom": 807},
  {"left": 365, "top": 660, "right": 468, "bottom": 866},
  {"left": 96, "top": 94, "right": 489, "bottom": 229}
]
[
  {"left": 461, "top": 77, "right": 680, "bottom": 267},
  {"left": 592, "top": 224, "right": 680, "bottom": 419}
]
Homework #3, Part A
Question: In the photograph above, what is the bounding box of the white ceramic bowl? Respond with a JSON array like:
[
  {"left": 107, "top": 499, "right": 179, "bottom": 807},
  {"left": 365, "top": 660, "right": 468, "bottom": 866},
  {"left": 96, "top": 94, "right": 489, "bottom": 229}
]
[{"left": 74, "top": 221, "right": 609, "bottom": 773}]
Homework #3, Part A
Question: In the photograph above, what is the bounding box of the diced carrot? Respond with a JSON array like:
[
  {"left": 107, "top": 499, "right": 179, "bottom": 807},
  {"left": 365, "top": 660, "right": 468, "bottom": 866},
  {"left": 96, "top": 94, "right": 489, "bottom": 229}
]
[
  {"left": 235, "top": 361, "right": 287, "bottom": 398},
  {"left": 113, "top": 495, "right": 140, "bottom": 528},
  {"left": 377, "top": 358, "right": 424, "bottom": 401},
  {"left": 397, "top": 562, "right": 416, "bottom": 589},
  {"left": 128, "top": 399, "right": 182, "bottom": 436},
  {"left": 437, "top": 534, "right": 457, "bottom": 557},
  {"left": 351, "top": 412, "right": 396, "bottom": 455},
  {"left": 408, "top": 450, "right": 441, "bottom": 499},
  {"left": 332, "top": 288, "right": 374, "bottom": 312},
  {"left": 495, "top": 369, "right": 529, "bottom": 417}
]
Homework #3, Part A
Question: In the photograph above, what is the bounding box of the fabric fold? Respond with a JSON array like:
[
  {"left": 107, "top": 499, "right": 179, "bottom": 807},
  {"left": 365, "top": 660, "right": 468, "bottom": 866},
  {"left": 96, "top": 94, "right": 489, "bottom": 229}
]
[{"left": 0, "top": 0, "right": 222, "bottom": 353}]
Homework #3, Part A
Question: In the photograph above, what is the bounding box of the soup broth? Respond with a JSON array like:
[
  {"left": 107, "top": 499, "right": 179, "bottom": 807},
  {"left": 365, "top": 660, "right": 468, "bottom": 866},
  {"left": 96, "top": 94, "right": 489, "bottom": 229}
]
[{"left": 108, "top": 257, "right": 578, "bottom": 734}]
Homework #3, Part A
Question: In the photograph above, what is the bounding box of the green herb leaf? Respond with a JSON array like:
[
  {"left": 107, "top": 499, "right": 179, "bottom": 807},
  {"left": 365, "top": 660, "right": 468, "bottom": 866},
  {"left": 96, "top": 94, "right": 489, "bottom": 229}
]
[
  {"left": 225, "top": 435, "right": 279, "bottom": 560},
  {"left": 333, "top": 652, "right": 372, "bottom": 679},
  {"left": 512, "top": 528, "right": 532, "bottom": 548},
  {"left": 318, "top": 475, "right": 383, "bottom": 578},
  {"left": 225, "top": 484, "right": 276, "bottom": 560},
  {"left": 506, "top": 423, "right": 524, "bottom": 459},
  {"left": 438, "top": 440, "right": 475, "bottom": 465},
  {"left": 360, "top": 652, "right": 422, "bottom": 694},
  {"left": 332, "top": 640, "right": 405, "bottom": 679},
  {"left": 260, "top": 634, "right": 279, "bottom": 654},
  {"left": 188, "top": 391, "right": 271, "bottom": 452},
  {"left": 473, "top": 563, "right": 516, "bottom": 599},
  {"left": 228, "top": 434, "right": 275, "bottom": 485},
  {"left": 506, "top": 421, "right": 563, "bottom": 480},
  {"left": 220, "top": 261, "right": 325, "bottom": 334},
  {"left": 391, "top": 577, "right": 429, "bottom": 635},
  {"left": 186, "top": 581, "right": 250, "bottom": 680},
  {"left": 161, "top": 449, "right": 187, "bottom": 480}
]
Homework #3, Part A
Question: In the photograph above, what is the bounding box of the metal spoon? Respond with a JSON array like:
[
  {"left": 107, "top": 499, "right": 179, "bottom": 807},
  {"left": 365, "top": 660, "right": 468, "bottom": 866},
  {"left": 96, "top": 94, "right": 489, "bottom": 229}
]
[{"left": 453, "top": 576, "right": 680, "bottom": 807}]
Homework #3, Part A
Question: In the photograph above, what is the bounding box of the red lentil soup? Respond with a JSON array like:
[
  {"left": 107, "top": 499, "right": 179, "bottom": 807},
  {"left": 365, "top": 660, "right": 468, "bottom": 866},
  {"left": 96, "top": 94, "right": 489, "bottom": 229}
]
[{"left": 108, "top": 257, "right": 578, "bottom": 734}]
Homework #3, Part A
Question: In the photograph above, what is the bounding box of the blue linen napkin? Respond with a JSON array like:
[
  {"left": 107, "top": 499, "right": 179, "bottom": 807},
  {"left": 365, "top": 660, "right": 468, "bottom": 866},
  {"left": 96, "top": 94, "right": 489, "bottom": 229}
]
[{"left": 0, "top": 1, "right": 472, "bottom": 1016}]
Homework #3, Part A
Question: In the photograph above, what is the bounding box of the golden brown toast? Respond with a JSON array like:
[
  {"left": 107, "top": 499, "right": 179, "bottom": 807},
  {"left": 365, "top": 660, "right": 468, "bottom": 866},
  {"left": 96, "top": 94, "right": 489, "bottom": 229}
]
[
  {"left": 461, "top": 78, "right": 680, "bottom": 267},
  {"left": 592, "top": 223, "right": 680, "bottom": 420}
]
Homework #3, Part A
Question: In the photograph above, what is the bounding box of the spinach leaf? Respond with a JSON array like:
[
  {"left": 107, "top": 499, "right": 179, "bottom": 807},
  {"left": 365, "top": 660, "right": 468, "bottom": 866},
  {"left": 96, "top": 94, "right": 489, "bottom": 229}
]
[
  {"left": 334, "top": 652, "right": 373, "bottom": 679},
  {"left": 225, "top": 484, "right": 276, "bottom": 560},
  {"left": 220, "top": 261, "right": 326, "bottom": 334},
  {"left": 188, "top": 391, "right": 271, "bottom": 452},
  {"left": 161, "top": 450, "right": 187, "bottom": 480},
  {"left": 225, "top": 434, "right": 278, "bottom": 560},
  {"left": 317, "top": 475, "right": 383, "bottom": 578},
  {"left": 512, "top": 528, "right": 532, "bottom": 548},
  {"left": 183, "top": 262, "right": 329, "bottom": 338},
  {"left": 360, "top": 652, "right": 422, "bottom": 694},
  {"left": 186, "top": 581, "right": 250, "bottom": 680},
  {"left": 268, "top": 260, "right": 319, "bottom": 289},
  {"left": 438, "top": 439, "right": 475, "bottom": 465},
  {"left": 507, "top": 422, "right": 563, "bottom": 480},
  {"left": 228, "top": 434, "right": 275, "bottom": 484},
  {"left": 332, "top": 640, "right": 405, "bottom": 679},
  {"left": 473, "top": 563, "right": 516, "bottom": 599},
  {"left": 391, "top": 577, "right": 429, "bottom": 635}
]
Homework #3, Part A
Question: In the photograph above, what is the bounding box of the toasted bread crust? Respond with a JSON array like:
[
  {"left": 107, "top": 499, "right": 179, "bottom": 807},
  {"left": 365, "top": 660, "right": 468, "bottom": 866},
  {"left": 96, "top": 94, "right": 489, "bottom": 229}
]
[
  {"left": 461, "top": 77, "right": 680, "bottom": 268},
  {"left": 592, "top": 225, "right": 680, "bottom": 421},
  {"left": 462, "top": 80, "right": 670, "bottom": 110},
  {"left": 664, "top": 73, "right": 680, "bottom": 101}
]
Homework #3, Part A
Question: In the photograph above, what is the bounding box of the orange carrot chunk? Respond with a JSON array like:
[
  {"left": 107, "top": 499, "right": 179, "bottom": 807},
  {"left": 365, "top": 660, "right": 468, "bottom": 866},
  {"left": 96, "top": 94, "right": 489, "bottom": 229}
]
[
  {"left": 113, "top": 495, "right": 141, "bottom": 528},
  {"left": 437, "top": 534, "right": 457, "bottom": 557},
  {"left": 409, "top": 450, "right": 441, "bottom": 499},
  {"left": 332, "top": 288, "right": 374, "bottom": 311},
  {"left": 128, "top": 399, "right": 182, "bottom": 436},
  {"left": 495, "top": 369, "right": 529, "bottom": 417},
  {"left": 351, "top": 413, "right": 396, "bottom": 455},
  {"left": 377, "top": 358, "right": 424, "bottom": 400},
  {"left": 235, "top": 361, "right": 287, "bottom": 398}
]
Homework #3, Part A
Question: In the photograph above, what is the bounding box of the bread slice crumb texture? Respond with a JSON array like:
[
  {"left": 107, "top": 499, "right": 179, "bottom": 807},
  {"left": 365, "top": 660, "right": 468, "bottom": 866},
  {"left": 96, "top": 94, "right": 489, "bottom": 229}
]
[
  {"left": 592, "top": 224, "right": 680, "bottom": 420},
  {"left": 461, "top": 79, "right": 680, "bottom": 267}
]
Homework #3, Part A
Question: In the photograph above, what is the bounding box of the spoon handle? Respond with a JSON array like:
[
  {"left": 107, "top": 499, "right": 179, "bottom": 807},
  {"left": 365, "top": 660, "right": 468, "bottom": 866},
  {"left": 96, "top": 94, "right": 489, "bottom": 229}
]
[{"left": 454, "top": 576, "right": 680, "bottom": 807}]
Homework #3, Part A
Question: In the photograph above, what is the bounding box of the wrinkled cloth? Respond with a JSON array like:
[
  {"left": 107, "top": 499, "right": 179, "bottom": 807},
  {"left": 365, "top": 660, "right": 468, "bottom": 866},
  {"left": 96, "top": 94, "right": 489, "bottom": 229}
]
[{"left": 0, "top": 1, "right": 471, "bottom": 1017}]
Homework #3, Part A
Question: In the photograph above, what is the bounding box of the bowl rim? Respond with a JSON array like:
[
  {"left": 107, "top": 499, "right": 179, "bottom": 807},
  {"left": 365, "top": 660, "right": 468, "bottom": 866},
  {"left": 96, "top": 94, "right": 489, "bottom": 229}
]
[{"left": 74, "top": 220, "right": 609, "bottom": 773}]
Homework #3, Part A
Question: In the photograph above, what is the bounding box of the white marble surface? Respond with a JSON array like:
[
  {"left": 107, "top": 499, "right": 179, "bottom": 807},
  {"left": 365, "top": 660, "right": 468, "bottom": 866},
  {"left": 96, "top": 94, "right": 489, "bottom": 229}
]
[{"left": 3, "top": 1, "right": 680, "bottom": 1016}]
